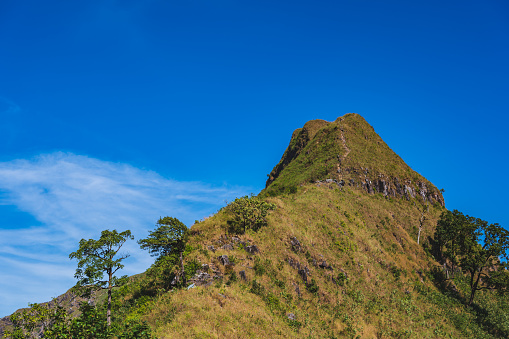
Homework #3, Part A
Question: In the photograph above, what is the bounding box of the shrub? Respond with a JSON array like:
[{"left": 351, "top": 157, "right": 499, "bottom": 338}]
[
  {"left": 225, "top": 195, "right": 276, "bottom": 234},
  {"left": 226, "top": 271, "right": 238, "bottom": 286},
  {"left": 336, "top": 272, "right": 348, "bottom": 286},
  {"left": 117, "top": 319, "right": 153, "bottom": 339},
  {"left": 274, "top": 279, "right": 286, "bottom": 289},
  {"left": 250, "top": 280, "right": 265, "bottom": 296},
  {"left": 288, "top": 185, "right": 298, "bottom": 194},
  {"left": 254, "top": 257, "right": 266, "bottom": 276},
  {"left": 184, "top": 258, "right": 201, "bottom": 280},
  {"left": 306, "top": 279, "right": 319, "bottom": 294}
]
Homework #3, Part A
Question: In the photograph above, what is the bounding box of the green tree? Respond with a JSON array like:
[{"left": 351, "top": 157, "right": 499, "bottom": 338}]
[
  {"left": 138, "top": 217, "right": 188, "bottom": 286},
  {"left": 3, "top": 302, "right": 62, "bottom": 339},
  {"left": 434, "top": 210, "right": 509, "bottom": 305},
  {"left": 3, "top": 302, "right": 152, "bottom": 339},
  {"left": 225, "top": 195, "right": 276, "bottom": 234},
  {"left": 63, "top": 303, "right": 112, "bottom": 339},
  {"left": 434, "top": 210, "right": 467, "bottom": 274},
  {"left": 69, "top": 229, "right": 133, "bottom": 326},
  {"left": 138, "top": 217, "right": 187, "bottom": 259}
]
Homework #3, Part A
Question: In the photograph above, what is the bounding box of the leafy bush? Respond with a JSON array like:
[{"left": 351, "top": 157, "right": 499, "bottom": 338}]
[
  {"left": 184, "top": 258, "right": 201, "bottom": 280},
  {"left": 226, "top": 271, "right": 238, "bottom": 286},
  {"left": 306, "top": 279, "right": 319, "bottom": 294},
  {"left": 117, "top": 319, "right": 153, "bottom": 339},
  {"left": 225, "top": 195, "right": 276, "bottom": 234},
  {"left": 147, "top": 254, "right": 178, "bottom": 290},
  {"left": 287, "top": 318, "right": 302, "bottom": 331},
  {"left": 288, "top": 185, "right": 298, "bottom": 194},
  {"left": 274, "top": 279, "right": 286, "bottom": 289},
  {"left": 265, "top": 293, "right": 283, "bottom": 313},
  {"left": 228, "top": 255, "right": 237, "bottom": 264},
  {"left": 254, "top": 257, "right": 266, "bottom": 276},
  {"left": 250, "top": 280, "right": 265, "bottom": 296},
  {"left": 336, "top": 272, "right": 348, "bottom": 286}
]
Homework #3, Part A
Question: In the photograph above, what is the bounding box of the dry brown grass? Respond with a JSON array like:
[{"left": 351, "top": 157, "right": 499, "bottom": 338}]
[{"left": 125, "top": 183, "right": 485, "bottom": 338}]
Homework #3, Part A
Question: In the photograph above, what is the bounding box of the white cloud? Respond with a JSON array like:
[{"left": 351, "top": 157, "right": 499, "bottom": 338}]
[{"left": 0, "top": 152, "right": 251, "bottom": 317}]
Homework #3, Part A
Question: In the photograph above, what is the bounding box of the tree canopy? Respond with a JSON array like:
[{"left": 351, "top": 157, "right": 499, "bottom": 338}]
[
  {"left": 69, "top": 229, "right": 133, "bottom": 326},
  {"left": 434, "top": 210, "right": 509, "bottom": 305},
  {"left": 138, "top": 217, "right": 188, "bottom": 288},
  {"left": 138, "top": 217, "right": 187, "bottom": 259},
  {"left": 3, "top": 302, "right": 152, "bottom": 339}
]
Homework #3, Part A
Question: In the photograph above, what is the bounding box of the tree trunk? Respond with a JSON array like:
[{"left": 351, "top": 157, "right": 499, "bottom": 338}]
[
  {"left": 468, "top": 289, "right": 476, "bottom": 306},
  {"left": 180, "top": 251, "right": 185, "bottom": 285},
  {"left": 417, "top": 210, "right": 426, "bottom": 245},
  {"left": 107, "top": 271, "right": 112, "bottom": 326},
  {"left": 468, "top": 270, "right": 482, "bottom": 306}
]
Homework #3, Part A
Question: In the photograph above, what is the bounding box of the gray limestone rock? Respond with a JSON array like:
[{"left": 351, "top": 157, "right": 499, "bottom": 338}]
[
  {"left": 191, "top": 271, "right": 212, "bottom": 286},
  {"left": 218, "top": 255, "right": 230, "bottom": 266},
  {"left": 298, "top": 268, "right": 308, "bottom": 282},
  {"left": 319, "top": 260, "right": 332, "bottom": 270},
  {"left": 239, "top": 270, "right": 247, "bottom": 281},
  {"left": 293, "top": 283, "right": 301, "bottom": 297},
  {"left": 221, "top": 244, "right": 234, "bottom": 251},
  {"left": 245, "top": 245, "right": 259, "bottom": 254},
  {"left": 290, "top": 237, "right": 301, "bottom": 252}
]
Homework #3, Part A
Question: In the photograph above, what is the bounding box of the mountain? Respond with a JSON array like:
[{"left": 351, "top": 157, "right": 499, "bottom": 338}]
[
  {"left": 265, "top": 113, "right": 443, "bottom": 206},
  {"left": 3, "top": 114, "right": 508, "bottom": 338}
]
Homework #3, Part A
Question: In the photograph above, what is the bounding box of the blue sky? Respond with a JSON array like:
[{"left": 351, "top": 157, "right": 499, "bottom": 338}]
[{"left": 0, "top": 0, "right": 508, "bottom": 316}]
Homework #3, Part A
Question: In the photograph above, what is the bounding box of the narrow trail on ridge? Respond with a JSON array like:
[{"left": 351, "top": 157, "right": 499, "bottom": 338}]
[
  {"left": 335, "top": 117, "right": 351, "bottom": 179},
  {"left": 339, "top": 117, "right": 351, "bottom": 162}
]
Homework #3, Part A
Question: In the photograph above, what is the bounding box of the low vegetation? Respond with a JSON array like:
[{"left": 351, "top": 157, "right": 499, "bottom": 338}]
[{"left": 224, "top": 195, "right": 276, "bottom": 234}]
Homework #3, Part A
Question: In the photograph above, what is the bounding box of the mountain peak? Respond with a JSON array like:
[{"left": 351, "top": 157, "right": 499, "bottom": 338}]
[{"left": 265, "top": 113, "right": 444, "bottom": 206}]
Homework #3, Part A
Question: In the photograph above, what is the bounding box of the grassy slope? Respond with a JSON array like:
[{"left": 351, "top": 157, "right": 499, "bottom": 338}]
[
  {"left": 114, "top": 114, "right": 505, "bottom": 338},
  {"left": 5, "top": 114, "right": 508, "bottom": 338},
  {"left": 115, "top": 182, "right": 508, "bottom": 338}
]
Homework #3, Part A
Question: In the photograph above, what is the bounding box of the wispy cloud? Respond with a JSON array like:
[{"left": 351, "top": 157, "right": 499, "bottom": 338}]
[{"left": 0, "top": 152, "right": 251, "bottom": 317}]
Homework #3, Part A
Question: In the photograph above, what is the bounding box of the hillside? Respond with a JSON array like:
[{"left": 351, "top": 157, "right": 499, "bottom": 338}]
[{"left": 3, "top": 114, "right": 509, "bottom": 338}]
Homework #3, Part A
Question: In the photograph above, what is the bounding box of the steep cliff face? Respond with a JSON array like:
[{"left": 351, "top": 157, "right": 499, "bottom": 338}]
[{"left": 265, "top": 113, "right": 444, "bottom": 206}]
